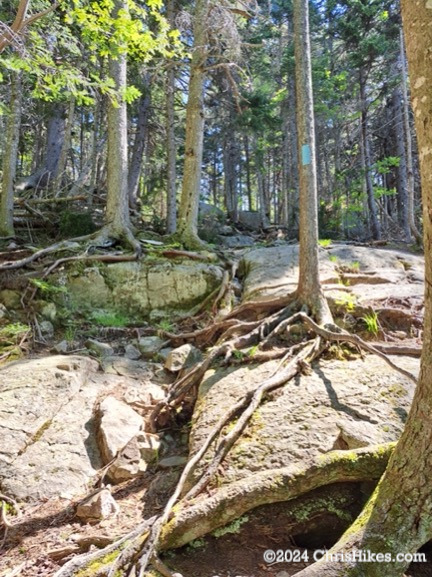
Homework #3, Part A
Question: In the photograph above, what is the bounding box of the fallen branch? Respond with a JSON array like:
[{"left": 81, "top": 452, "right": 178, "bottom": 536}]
[
  {"left": 0, "top": 239, "right": 81, "bottom": 271},
  {"left": 53, "top": 518, "right": 155, "bottom": 577},
  {"left": 15, "top": 195, "right": 86, "bottom": 205},
  {"left": 161, "top": 249, "right": 213, "bottom": 262},
  {"left": 42, "top": 252, "right": 138, "bottom": 277}
]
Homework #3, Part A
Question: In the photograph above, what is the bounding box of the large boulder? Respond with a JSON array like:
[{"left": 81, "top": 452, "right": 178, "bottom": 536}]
[
  {"left": 0, "top": 355, "right": 165, "bottom": 501},
  {"left": 58, "top": 260, "right": 223, "bottom": 320},
  {"left": 189, "top": 354, "right": 420, "bottom": 487},
  {"left": 240, "top": 244, "right": 424, "bottom": 309}
]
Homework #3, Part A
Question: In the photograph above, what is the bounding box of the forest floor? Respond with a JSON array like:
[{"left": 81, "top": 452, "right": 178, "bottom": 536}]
[{"left": 0, "top": 232, "right": 430, "bottom": 577}]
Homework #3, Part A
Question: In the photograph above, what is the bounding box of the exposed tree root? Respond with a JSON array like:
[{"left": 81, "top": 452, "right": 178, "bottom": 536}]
[
  {"left": 56, "top": 298, "right": 418, "bottom": 576},
  {"left": 183, "top": 337, "right": 324, "bottom": 500},
  {"left": 159, "top": 444, "right": 394, "bottom": 550}
]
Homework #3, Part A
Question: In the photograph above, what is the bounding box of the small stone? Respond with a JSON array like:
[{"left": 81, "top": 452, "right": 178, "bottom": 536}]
[
  {"left": 136, "top": 336, "right": 166, "bottom": 358},
  {"left": 85, "top": 339, "right": 114, "bottom": 357},
  {"left": 164, "top": 344, "right": 202, "bottom": 372},
  {"left": 159, "top": 455, "right": 188, "bottom": 468},
  {"left": 52, "top": 340, "right": 69, "bottom": 354},
  {"left": 158, "top": 347, "right": 173, "bottom": 361},
  {"left": 124, "top": 343, "right": 141, "bottom": 360},
  {"left": 108, "top": 438, "right": 142, "bottom": 483},
  {"left": 76, "top": 488, "right": 119, "bottom": 522},
  {"left": 39, "top": 320, "right": 54, "bottom": 337},
  {"left": 0, "top": 304, "right": 7, "bottom": 319},
  {"left": 276, "top": 572, "right": 290, "bottom": 577}
]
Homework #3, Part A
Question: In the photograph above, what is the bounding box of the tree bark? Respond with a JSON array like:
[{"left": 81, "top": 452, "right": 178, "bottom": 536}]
[
  {"left": 15, "top": 103, "right": 67, "bottom": 193},
  {"left": 166, "top": 0, "right": 177, "bottom": 234},
  {"left": 400, "top": 28, "right": 422, "bottom": 244},
  {"left": 391, "top": 86, "right": 411, "bottom": 240},
  {"left": 0, "top": 71, "right": 22, "bottom": 237},
  {"left": 295, "top": 3, "right": 432, "bottom": 576},
  {"left": 293, "top": 0, "right": 332, "bottom": 324},
  {"left": 176, "top": 0, "right": 209, "bottom": 250},
  {"left": 359, "top": 68, "right": 381, "bottom": 241},
  {"left": 128, "top": 75, "right": 151, "bottom": 209},
  {"left": 103, "top": 0, "right": 135, "bottom": 249}
]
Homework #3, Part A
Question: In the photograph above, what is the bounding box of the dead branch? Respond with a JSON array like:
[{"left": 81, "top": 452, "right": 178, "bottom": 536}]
[
  {"left": 161, "top": 249, "right": 213, "bottom": 261},
  {"left": 52, "top": 518, "right": 155, "bottom": 577},
  {"left": 42, "top": 252, "right": 138, "bottom": 277},
  {"left": 15, "top": 195, "right": 86, "bottom": 205}
]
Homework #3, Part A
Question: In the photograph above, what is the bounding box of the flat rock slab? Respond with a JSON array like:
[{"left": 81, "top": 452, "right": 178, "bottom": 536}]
[
  {"left": 241, "top": 244, "right": 424, "bottom": 307},
  {"left": 190, "top": 354, "right": 419, "bottom": 485},
  {"left": 0, "top": 355, "right": 164, "bottom": 502}
]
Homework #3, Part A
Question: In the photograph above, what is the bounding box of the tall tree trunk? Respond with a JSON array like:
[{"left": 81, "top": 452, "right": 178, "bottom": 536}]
[
  {"left": 53, "top": 98, "right": 75, "bottom": 196},
  {"left": 293, "top": 0, "right": 331, "bottom": 324},
  {"left": 128, "top": 76, "right": 151, "bottom": 209},
  {"left": 392, "top": 86, "right": 411, "bottom": 239},
  {"left": 103, "top": 0, "right": 138, "bottom": 252},
  {"left": 400, "top": 28, "right": 422, "bottom": 244},
  {"left": 359, "top": 68, "right": 381, "bottom": 240},
  {"left": 176, "top": 0, "right": 208, "bottom": 250},
  {"left": 0, "top": 71, "right": 22, "bottom": 237},
  {"left": 223, "top": 131, "right": 239, "bottom": 222},
  {"left": 295, "top": 3, "right": 432, "bottom": 575},
  {"left": 16, "top": 103, "right": 66, "bottom": 193},
  {"left": 243, "top": 135, "right": 253, "bottom": 211},
  {"left": 166, "top": 0, "right": 177, "bottom": 234},
  {"left": 254, "top": 138, "right": 271, "bottom": 228}
]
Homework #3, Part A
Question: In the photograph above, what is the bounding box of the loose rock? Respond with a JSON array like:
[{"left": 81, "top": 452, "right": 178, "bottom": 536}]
[
  {"left": 76, "top": 488, "right": 119, "bottom": 522},
  {"left": 85, "top": 339, "right": 114, "bottom": 358},
  {"left": 164, "top": 344, "right": 203, "bottom": 372},
  {"left": 97, "top": 397, "right": 143, "bottom": 464},
  {"left": 137, "top": 336, "right": 166, "bottom": 358}
]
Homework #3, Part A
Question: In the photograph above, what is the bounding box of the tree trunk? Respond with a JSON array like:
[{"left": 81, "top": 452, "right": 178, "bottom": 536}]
[
  {"left": 244, "top": 135, "right": 253, "bottom": 211},
  {"left": 166, "top": 0, "right": 177, "bottom": 234},
  {"left": 391, "top": 86, "right": 411, "bottom": 240},
  {"left": 224, "top": 131, "right": 239, "bottom": 222},
  {"left": 53, "top": 98, "right": 75, "bottom": 196},
  {"left": 103, "top": 0, "right": 136, "bottom": 250},
  {"left": 359, "top": 68, "right": 381, "bottom": 240},
  {"left": 400, "top": 28, "right": 422, "bottom": 244},
  {"left": 293, "top": 0, "right": 331, "bottom": 324},
  {"left": 295, "top": 3, "right": 432, "bottom": 575},
  {"left": 128, "top": 76, "right": 151, "bottom": 209},
  {"left": 15, "top": 103, "right": 66, "bottom": 193},
  {"left": 176, "top": 0, "right": 208, "bottom": 250},
  {"left": 0, "top": 71, "right": 22, "bottom": 237}
]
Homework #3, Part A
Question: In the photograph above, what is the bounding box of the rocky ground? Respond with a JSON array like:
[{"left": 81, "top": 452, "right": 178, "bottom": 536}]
[{"left": 0, "top": 240, "right": 429, "bottom": 577}]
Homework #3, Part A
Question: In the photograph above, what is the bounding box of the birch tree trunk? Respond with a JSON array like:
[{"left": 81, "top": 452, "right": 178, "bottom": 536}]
[
  {"left": 295, "top": 3, "right": 432, "bottom": 575},
  {"left": 293, "top": 0, "right": 332, "bottom": 324}
]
